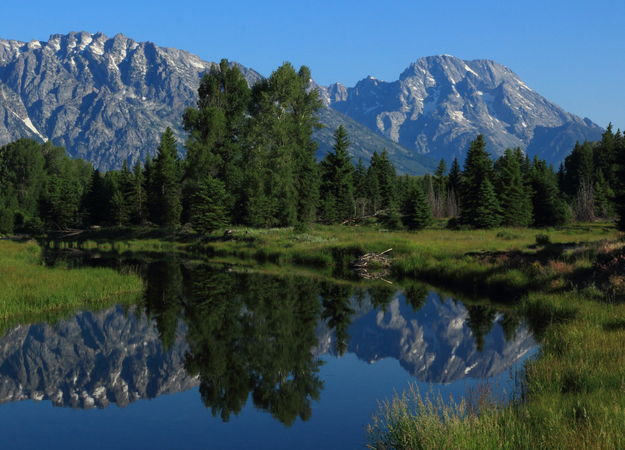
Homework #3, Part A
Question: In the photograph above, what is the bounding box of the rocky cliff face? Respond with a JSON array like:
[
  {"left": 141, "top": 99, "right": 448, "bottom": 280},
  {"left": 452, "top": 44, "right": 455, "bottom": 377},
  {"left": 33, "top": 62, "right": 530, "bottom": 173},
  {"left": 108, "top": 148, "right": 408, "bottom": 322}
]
[
  {"left": 320, "top": 55, "right": 603, "bottom": 164},
  {"left": 0, "top": 32, "right": 433, "bottom": 174}
]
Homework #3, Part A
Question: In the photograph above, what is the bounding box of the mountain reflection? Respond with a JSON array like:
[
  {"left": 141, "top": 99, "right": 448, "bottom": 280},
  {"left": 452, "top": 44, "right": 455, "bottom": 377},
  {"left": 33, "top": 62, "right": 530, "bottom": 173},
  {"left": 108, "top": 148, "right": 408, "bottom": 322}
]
[{"left": 0, "top": 257, "right": 536, "bottom": 425}]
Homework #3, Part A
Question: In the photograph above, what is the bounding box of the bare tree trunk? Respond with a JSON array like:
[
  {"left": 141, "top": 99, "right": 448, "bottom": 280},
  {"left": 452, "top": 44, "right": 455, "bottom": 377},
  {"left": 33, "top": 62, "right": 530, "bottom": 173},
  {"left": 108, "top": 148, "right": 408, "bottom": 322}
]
[{"left": 573, "top": 180, "right": 595, "bottom": 222}]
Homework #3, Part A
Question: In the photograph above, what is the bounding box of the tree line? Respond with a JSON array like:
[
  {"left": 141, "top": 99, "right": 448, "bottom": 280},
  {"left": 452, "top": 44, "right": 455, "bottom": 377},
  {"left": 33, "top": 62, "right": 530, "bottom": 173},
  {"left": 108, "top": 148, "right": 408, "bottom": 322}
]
[{"left": 1, "top": 58, "right": 625, "bottom": 234}]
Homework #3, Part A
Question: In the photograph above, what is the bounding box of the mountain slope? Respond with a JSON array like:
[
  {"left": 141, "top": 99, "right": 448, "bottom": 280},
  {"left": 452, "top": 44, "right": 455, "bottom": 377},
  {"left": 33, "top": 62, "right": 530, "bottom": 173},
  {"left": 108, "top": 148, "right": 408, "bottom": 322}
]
[
  {"left": 320, "top": 55, "right": 603, "bottom": 165},
  {"left": 0, "top": 32, "right": 433, "bottom": 173}
]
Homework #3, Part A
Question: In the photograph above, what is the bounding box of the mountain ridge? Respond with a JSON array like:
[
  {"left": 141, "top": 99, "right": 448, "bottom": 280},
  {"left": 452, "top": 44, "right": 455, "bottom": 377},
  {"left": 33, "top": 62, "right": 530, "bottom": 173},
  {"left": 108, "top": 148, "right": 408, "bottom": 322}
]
[
  {"left": 319, "top": 54, "right": 603, "bottom": 165},
  {"left": 0, "top": 32, "right": 603, "bottom": 173},
  {"left": 0, "top": 31, "right": 434, "bottom": 174}
]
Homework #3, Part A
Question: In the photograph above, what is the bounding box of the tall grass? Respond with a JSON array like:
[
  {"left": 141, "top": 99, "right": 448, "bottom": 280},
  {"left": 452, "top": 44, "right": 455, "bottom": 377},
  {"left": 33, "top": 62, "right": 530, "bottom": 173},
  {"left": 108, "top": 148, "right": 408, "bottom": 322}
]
[{"left": 0, "top": 240, "right": 142, "bottom": 332}]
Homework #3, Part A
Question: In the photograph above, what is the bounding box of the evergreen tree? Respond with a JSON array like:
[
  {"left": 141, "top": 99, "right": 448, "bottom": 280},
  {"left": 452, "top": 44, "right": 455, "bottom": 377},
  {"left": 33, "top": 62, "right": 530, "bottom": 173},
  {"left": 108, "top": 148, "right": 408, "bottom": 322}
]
[
  {"left": 152, "top": 128, "right": 182, "bottom": 228},
  {"left": 191, "top": 175, "right": 229, "bottom": 234},
  {"left": 530, "top": 158, "right": 570, "bottom": 227},
  {"left": 402, "top": 182, "right": 432, "bottom": 230},
  {"left": 319, "top": 125, "right": 355, "bottom": 223},
  {"left": 460, "top": 135, "right": 501, "bottom": 228},
  {"left": 353, "top": 159, "right": 369, "bottom": 217},
  {"left": 432, "top": 159, "right": 447, "bottom": 217},
  {"left": 367, "top": 149, "right": 398, "bottom": 222},
  {"left": 561, "top": 141, "right": 595, "bottom": 198},
  {"left": 242, "top": 62, "right": 321, "bottom": 228},
  {"left": 84, "top": 169, "right": 107, "bottom": 225},
  {"left": 446, "top": 157, "right": 462, "bottom": 217},
  {"left": 494, "top": 148, "right": 533, "bottom": 226},
  {"left": 118, "top": 160, "right": 133, "bottom": 225},
  {"left": 106, "top": 174, "right": 126, "bottom": 226},
  {"left": 472, "top": 179, "right": 502, "bottom": 229}
]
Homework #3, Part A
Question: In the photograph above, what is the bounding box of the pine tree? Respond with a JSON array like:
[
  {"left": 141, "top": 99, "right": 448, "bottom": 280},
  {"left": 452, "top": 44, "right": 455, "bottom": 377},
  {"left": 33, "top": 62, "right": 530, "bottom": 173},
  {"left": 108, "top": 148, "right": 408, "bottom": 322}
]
[
  {"left": 367, "top": 149, "right": 398, "bottom": 224},
  {"left": 432, "top": 159, "right": 447, "bottom": 217},
  {"left": 117, "top": 160, "right": 133, "bottom": 225},
  {"left": 472, "top": 179, "right": 502, "bottom": 228},
  {"left": 495, "top": 148, "right": 533, "bottom": 226},
  {"left": 530, "top": 158, "right": 570, "bottom": 227},
  {"left": 191, "top": 175, "right": 229, "bottom": 234},
  {"left": 402, "top": 182, "right": 432, "bottom": 230},
  {"left": 446, "top": 157, "right": 462, "bottom": 217},
  {"left": 561, "top": 141, "right": 595, "bottom": 199},
  {"left": 460, "top": 135, "right": 501, "bottom": 228},
  {"left": 319, "top": 125, "right": 355, "bottom": 223},
  {"left": 129, "top": 162, "right": 147, "bottom": 225},
  {"left": 152, "top": 128, "right": 182, "bottom": 228}
]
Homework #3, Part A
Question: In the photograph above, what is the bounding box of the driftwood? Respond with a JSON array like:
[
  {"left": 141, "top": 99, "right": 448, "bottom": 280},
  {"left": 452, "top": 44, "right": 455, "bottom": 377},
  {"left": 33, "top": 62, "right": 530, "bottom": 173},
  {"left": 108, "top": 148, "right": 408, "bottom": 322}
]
[{"left": 350, "top": 248, "right": 393, "bottom": 283}]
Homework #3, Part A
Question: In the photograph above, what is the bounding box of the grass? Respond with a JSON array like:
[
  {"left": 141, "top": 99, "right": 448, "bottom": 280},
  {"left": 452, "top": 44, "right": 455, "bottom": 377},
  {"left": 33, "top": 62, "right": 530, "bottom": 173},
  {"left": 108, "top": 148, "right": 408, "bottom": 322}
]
[{"left": 0, "top": 239, "right": 143, "bottom": 333}]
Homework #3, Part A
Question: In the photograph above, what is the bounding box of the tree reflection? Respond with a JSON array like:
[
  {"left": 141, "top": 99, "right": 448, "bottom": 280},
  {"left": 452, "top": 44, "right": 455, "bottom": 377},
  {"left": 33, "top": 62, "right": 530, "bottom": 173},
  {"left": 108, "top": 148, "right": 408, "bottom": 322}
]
[
  {"left": 403, "top": 283, "right": 429, "bottom": 312},
  {"left": 145, "top": 264, "right": 327, "bottom": 426},
  {"left": 320, "top": 283, "right": 355, "bottom": 356},
  {"left": 466, "top": 305, "right": 496, "bottom": 351}
]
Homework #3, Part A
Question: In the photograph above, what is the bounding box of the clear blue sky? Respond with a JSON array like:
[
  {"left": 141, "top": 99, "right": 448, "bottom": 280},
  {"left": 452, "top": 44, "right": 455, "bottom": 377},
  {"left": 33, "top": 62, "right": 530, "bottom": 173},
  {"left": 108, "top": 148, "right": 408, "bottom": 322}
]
[{"left": 1, "top": 0, "right": 623, "bottom": 130}]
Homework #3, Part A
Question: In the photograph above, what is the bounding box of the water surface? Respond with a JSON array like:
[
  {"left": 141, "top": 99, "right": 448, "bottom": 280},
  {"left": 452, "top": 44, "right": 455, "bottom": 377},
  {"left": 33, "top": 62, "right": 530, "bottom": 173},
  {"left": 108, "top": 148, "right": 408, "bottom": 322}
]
[{"left": 0, "top": 256, "right": 537, "bottom": 449}]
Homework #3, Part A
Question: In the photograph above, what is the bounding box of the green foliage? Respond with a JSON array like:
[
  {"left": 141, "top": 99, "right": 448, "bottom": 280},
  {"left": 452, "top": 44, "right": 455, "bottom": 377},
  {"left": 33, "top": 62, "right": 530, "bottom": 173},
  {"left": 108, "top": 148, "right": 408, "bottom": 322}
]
[
  {"left": 240, "top": 62, "right": 322, "bottom": 228},
  {"left": 495, "top": 148, "right": 533, "bottom": 226},
  {"left": 460, "top": 135, "right": 501, "bottom": 228},
  {"left": 319, "top": 125, "right": 356, "bottom": 222},
  {"left": 402, "top": 182, "right": 432, "bottom": 230},
  {"left": 530, "top": 158, "right": 570, "bottom": 227},
  {"left": 191, "top": 176, "right": 229, "bottom": 234},
  {"left": 472, "top": 179, "right": 502, "bottom": 229},
  {"left": 151, "top": 128, "right": 182, "bottom": 228}
]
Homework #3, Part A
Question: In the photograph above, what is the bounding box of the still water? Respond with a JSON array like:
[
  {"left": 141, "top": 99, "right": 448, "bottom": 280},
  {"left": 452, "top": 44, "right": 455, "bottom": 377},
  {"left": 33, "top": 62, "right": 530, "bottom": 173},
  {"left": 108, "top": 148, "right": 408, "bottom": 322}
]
[{"left": 0, "top": 255, "right": 537, "bottom": 449}]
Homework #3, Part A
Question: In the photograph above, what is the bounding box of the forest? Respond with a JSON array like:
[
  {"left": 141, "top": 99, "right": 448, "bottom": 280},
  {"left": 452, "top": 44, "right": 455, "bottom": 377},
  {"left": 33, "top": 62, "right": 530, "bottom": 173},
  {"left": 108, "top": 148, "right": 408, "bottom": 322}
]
[{"left": 1, "top": 59, "right": 625, "bottom": 236}]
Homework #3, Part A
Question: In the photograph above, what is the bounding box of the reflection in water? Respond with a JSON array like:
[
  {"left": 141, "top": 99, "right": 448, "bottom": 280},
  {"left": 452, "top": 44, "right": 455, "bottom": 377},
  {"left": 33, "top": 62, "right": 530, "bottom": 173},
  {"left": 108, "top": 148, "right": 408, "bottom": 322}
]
[
  {"left": 0, "top": 305, "right": 193, "bottom": 408},
  {"left": 0, "top": 255, "right": 536, "bottom": 429}
]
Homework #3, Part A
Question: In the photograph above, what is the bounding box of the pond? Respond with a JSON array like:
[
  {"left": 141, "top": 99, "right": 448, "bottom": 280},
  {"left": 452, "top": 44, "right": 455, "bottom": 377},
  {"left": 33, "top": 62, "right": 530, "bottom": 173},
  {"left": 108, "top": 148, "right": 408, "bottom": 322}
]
[{"left": 0, "top": 253, "right": 538, "bottom": 449}]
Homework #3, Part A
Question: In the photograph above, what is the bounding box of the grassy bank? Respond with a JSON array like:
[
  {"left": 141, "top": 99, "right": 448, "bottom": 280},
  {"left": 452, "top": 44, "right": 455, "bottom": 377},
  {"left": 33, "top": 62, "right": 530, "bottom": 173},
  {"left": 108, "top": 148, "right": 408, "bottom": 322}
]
[{"left": 0, "top": 239, "right": 143, "bottom": 332}]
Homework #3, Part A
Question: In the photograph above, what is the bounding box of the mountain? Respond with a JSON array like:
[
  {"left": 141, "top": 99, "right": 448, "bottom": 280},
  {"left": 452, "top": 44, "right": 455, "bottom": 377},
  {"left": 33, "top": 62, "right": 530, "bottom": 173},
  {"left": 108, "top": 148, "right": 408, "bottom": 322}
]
[
  {"left": 0, "top": 31, "right": 434, "bottom": 174},
  {"left": 320, "top": 55, "right": 603, "bottom": 165}
]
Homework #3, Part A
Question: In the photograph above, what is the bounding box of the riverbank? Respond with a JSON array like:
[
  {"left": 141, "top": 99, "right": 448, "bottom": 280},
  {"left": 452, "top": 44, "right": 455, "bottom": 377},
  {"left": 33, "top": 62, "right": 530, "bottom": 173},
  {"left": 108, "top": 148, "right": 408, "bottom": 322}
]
[{"left": 0, "top": 239, "right": 143, "bottom": 333}]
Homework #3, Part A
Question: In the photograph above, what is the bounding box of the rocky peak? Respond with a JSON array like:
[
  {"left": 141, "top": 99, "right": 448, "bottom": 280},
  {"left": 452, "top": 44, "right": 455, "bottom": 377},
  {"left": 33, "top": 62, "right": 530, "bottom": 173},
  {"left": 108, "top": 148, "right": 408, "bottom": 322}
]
[{"left": 326, "top": 54, "right": 602, "bottom": 164}]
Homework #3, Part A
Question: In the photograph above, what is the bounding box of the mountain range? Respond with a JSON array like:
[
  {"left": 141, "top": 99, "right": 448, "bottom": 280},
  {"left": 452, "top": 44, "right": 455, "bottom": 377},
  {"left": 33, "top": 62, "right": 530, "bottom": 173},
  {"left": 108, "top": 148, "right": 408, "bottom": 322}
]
[{"left": 0, "top": 32, "right": 604, "bottom": 173}]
